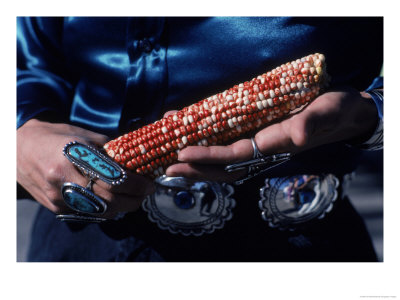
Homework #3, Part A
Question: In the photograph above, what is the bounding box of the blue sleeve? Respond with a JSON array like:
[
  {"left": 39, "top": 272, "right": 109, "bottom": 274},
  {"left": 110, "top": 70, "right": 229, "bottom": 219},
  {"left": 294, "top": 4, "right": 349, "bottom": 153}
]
[
  {"left": 17, "top": 17, "right": 76, "bottom": 128},
  {"left": 365, "top": 76, "right": 383, "bottom": 119}
]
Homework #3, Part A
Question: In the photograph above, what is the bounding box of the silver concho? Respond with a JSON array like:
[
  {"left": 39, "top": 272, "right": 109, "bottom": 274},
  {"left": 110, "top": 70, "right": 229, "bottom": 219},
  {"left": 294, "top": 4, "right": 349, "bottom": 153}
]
[
  {"left": 259, "top": 174, "right": 339, "bottom": 230},
  {"left": 142, "top": 176, "right": 236, "bottom": 236}
]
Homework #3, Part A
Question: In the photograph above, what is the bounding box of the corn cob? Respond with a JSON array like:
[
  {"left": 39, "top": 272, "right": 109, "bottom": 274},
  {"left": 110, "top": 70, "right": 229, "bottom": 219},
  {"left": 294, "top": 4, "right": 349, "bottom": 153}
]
[{"left": 104, "top": 53, "right": 328, "bottom": 178}]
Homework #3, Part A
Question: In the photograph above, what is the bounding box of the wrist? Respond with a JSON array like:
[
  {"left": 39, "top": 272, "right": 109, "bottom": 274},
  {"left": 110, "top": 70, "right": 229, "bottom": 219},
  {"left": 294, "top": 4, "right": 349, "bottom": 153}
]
[{"left": 348, "top": 89, "right": 383, "bottom": 150}]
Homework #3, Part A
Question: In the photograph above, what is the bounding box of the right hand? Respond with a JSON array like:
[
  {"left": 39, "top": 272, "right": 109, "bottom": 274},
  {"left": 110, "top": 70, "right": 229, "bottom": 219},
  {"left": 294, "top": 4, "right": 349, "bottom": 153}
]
[
  {"left": 166, "top": 88, "right": 379, "bottom": 182},
  {"left": 17, "top": 119, "right": 156, "bottom": 218}
]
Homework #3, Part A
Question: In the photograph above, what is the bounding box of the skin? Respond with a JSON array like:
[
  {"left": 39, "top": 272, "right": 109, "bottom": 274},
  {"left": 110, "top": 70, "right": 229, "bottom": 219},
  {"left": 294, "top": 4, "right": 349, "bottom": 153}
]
[
  {"left": 16, "top": 87, "right": 379, "bottom": 216},
  {"left": 165, "top": 87, "right": 379, "bottom": 182}
]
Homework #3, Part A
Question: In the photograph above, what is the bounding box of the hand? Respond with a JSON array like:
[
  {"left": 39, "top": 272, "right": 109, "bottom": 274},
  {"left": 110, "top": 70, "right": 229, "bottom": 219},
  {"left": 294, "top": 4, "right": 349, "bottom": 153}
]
[
  {"left": 165, "top": 87, "right": 379, "bottom": 182},
  {"left": 17, "top": 119, "right": 155, "bottom": 218}
]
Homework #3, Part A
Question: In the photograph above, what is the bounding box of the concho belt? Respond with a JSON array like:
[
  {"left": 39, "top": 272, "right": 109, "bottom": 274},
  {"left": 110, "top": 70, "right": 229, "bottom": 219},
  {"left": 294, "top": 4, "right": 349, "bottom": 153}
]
[{"left": 142, "top": 173, "right": 342, "bottom": 235}]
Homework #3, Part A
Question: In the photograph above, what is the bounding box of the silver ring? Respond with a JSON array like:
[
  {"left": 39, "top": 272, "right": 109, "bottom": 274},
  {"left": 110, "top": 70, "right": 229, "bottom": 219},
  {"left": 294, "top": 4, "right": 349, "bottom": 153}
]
[
  {"left": 61, "top": 182, "right": 108, "bottom": 215},
  {"left": 57, "top": 141, "right": 128, "bottom": 222},
  {"left": 251, "top": 137, "right": 264, "bottom": 159},
  {"left": 225, "top": 138, "right": 292, "bottom": 185},
  {"left": 85, "top": 177, "right": 95, "bottom": 191},
  {"left": 62, "top": 141, "right": 127, "bottom": 186}
]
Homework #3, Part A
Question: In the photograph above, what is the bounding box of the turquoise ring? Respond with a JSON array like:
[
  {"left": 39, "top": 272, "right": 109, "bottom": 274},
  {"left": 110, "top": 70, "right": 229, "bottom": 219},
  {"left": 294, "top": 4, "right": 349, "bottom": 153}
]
[
  {"left": 57, "top": 141, "right": 126, "bottom": 222},
  {"left": 62, "top": 141, "right": 126, "bottom": 185},
  {"left": 56, "top": 181, "right": 108, "bottom": 223},
  {"left": 61, "top": 182, "right": 107, "bottom": 215}
]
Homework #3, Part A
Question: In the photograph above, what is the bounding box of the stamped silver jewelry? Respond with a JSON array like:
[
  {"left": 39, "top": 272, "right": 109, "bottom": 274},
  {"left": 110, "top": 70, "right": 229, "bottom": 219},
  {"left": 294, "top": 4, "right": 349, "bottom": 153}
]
[
  {"left": 142, "top": 175, "right": 236, "bottom": 236},
  {"left": 62, "top": 141, "right": 127, "bottom": 185},
  {"left": 61, "top": 182, "right": 107, "bottom": 215},
  {"left": 57, "top": 141, "right": 127, "bottom": 223},
  {"left": 56, "top": 179, "right": 109, "bottom": 223},
  {"left": 258, "top": 174, "right": 340, "bottom": 230},
  {"left": 225, "top": 137, "right": 291, "bottom": 185}
]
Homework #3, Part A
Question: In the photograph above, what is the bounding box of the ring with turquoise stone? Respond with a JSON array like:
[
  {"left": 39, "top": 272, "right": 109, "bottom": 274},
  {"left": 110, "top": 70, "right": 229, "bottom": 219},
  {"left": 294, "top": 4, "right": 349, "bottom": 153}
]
[
  {"left": 62, "top": 141, "right": 126, "bottom": 186},
  {"left": 57, "top": 141, "right": 126, "bottom": 222},
  {"left": 61, "top": 182, "right": 107, "bottom": 215}
]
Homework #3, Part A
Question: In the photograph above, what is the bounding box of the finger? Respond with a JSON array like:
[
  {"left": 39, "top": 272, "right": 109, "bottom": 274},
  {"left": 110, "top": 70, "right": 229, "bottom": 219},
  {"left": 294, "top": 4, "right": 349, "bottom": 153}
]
[
  {"left": 51, "top": 123, "right": 110, "bottom": 147},
  {"left": 176, "top": 111, "right": 315, "bottom": 165},
  {"left": 101, "top": 194, "right": 144, "bottom": 217},
  {"left": 23, "top": 181, "right": 70, "bottom": 214},
  {"left": 75, "top": 130, "right": 110, "bottom": 146},
  {"left": 85, "top": 133, "right": 110, "bottom": 147},
  {"left": 166, "top": 162, "right": 246, "bottom": 182},
  {"left": 60, "top": 167, "right": 146, "bottom": 215},
  {"left": 177, "top": 139, "right": 254, "bottom": 164},
  {"left": 95, "top": 172, "right": 156, "bottom": 196},
  {"left": 61, "top": 162, "right": 154, "bottom": 200},
  {"left": 254, "top": 121, "right": 298, "bottom": 155},
  {"left": 254, "top": 112, "right": 316, "bottom": 155}
]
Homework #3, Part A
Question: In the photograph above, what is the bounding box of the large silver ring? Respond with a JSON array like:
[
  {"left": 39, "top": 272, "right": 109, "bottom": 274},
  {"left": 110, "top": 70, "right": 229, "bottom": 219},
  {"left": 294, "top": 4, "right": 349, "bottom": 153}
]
[
  {"left": 56, "top": 181, "right": 108, "bottom": 223},
  {"left": 56, "top": 141, "right": 127, "bottom": 223},
  {"left": 61, "top": 181, "right": 107, "bottom": 215},
  {"left": 247, "top": 137, "right": 266, "bottom": 177},
  {"left": 62, "top": 141, "right": 127, "bottom": 185}
]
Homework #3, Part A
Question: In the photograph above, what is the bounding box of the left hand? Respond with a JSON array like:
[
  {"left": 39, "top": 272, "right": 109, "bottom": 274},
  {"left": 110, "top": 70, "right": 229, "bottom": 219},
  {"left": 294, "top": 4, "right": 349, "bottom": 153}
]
[
  {"left": 17, "top": 119, "right": 155, "bottom": 218},
  {"left": 164, "top": 87, "right": 379, "bottom": 182}
]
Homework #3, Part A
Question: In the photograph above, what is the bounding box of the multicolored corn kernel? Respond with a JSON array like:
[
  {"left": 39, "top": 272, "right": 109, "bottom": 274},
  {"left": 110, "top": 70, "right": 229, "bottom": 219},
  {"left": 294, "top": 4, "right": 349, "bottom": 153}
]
[{"left": 104, "top": 53, "right": 329, "bottom": 178}]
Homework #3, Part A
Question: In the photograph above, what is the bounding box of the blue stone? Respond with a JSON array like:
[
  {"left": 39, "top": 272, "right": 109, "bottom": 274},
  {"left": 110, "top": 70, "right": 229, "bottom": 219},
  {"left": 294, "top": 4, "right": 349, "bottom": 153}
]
[
  {"left": 173, "top": 191, "right": 195, "bottom": 209},
  {"left": 63, "top": 190, "right": 98, "bottom": 214},
  {"left": 68, "top": 144, "right": 121, "bottom": 179}
]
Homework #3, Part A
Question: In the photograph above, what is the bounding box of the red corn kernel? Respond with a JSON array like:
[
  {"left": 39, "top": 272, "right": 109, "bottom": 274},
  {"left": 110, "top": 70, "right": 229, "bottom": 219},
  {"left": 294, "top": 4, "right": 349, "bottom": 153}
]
[
  {"left": 134, "top": 147, "right": 141, "bottom": 156},
  {"left": 150, "top": 148, "right": 157, "bottom": 158},
  {"left": 170, "top": 152, "right": 178, "bottom": 161},
  {"left": 125, "top": 161, "right": 133, "bottom": 170},
  {"left": 197, "top": 130, "right": 204, "bottom": 139},
  {"left": 171, "top": 140, "right": 178, "bottom": 150}
]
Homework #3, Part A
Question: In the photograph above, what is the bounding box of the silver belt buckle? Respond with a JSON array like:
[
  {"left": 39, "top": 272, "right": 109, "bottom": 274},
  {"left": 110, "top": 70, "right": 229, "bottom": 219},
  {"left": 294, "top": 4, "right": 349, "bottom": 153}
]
[
  {"left": 259, "top": 174, "right": 340, "bottom": 230},
  {"left": 142, "top": 176, "right": 236, "bottom": 236}
]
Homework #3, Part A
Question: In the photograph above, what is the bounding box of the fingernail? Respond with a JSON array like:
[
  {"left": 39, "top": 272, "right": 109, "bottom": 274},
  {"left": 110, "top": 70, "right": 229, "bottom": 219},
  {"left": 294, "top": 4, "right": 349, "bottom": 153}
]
[
  {"left": 177, "top": 150, "right": 187, "bottom": 162},
  {"left": 165, "top": 165, "right": 179, "bottom": 177}
]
